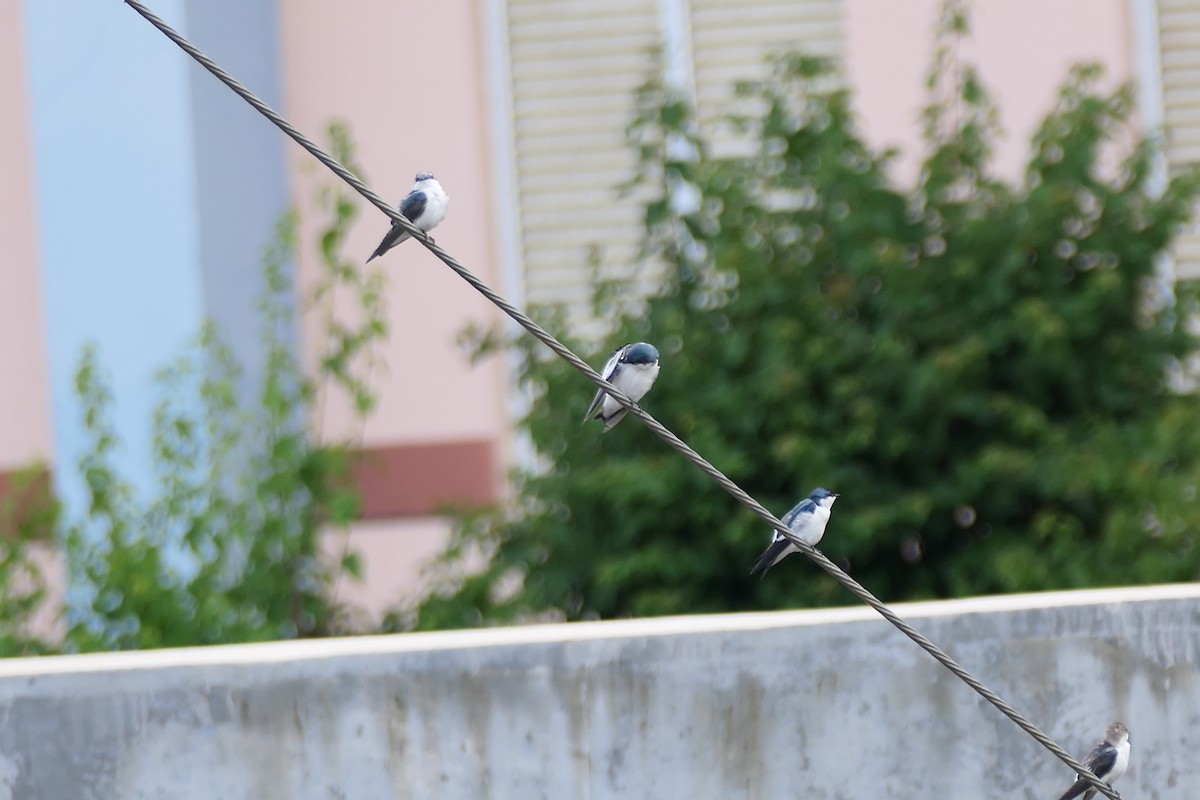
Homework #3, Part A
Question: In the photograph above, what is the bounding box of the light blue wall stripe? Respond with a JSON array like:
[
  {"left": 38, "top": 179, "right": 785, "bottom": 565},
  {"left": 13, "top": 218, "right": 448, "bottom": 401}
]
[
  {"left": 187, "top": 0, "right": 289, "bottom": 400},
  {"left": 22, "top": 0, "right": 288, "bottom": 524}
]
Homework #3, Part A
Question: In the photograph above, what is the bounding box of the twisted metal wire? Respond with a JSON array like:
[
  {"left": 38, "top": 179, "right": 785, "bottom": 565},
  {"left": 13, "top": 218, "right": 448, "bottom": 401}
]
[{"left": 122, "top": 2, "right": 1119, "bottom": 795}]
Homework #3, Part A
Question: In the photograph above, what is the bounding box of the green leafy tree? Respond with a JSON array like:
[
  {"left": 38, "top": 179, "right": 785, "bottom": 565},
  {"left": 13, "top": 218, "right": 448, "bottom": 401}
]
[
  {"left": 62, "top": 123, "right": 385, "bottom": 650},
  {"left": 411, "top": 45, "right": 1200, "bottom": 628}
]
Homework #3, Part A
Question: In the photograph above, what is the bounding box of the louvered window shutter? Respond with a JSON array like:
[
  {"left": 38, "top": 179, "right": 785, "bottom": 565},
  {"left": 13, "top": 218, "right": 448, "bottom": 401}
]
[
  {"left": 506, "top": 0, "right": 663, "bottom": 326},
  {"left": 503, "top": 0, "right": 845, "bottom": 327},
  {"left": 1158, "top": 0, "right": 1200, "bottom": 276},
  {"left": 691, "top": 0, "right": 843, "bottom": 157}
]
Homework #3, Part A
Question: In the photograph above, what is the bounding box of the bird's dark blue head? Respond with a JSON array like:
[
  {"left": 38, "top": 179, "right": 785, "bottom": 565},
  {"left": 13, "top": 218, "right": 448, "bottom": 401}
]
[
  {"left": 809, "top": 487, "right": 838, "bottom": 501},
  {"left": 414, "top": 171, "right": 436, "bottom": 182},
  {"left": 624, "top": 342, "right": 660, "bottom": 365}
]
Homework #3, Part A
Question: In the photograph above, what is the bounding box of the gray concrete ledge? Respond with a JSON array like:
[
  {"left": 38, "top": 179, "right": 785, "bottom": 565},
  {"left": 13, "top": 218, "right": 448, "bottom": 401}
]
[{"left": 1, "top": 584, "right": 1197, "bottom": 799}]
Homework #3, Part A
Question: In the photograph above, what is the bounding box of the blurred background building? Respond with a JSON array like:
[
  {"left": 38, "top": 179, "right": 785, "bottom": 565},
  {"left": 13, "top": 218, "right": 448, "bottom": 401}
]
[{"left": 1, "top": 0, "right": 1197, "bottom": 618}]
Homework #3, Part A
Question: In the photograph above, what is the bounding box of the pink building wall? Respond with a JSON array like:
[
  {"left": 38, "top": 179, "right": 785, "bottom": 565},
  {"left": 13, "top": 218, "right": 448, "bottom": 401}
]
[
  {"left": 1, "top": 0, "right": 59, "bottom": 639},
  {"left": 277, "top": 1, "right": 510, "bottom": 616},
  {"left": 0, "top": 0, "right": 53, "bottom": 474},
  {"left": 278, "top": 2, "right": 507, "bottom": 446},
  {"left": 845, "top": 0, "right": 1136, "bottom": 183}
]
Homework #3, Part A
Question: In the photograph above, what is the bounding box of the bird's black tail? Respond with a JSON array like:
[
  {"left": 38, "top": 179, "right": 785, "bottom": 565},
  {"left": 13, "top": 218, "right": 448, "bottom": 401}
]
[
  {"left": 600, "top": 408, "right": 628, "bottom": 432},
  {"left": 1056, "top": 778, "right": 1091, "bottom": 800},
  {"left": 366, "top": 223, "right": 409, "bottom": 263},
  {"left": 749, "top": 538, "right": 790, "bottom": 578}
]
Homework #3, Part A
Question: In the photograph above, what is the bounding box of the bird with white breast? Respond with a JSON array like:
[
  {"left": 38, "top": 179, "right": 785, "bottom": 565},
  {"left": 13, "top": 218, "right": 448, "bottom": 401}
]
[
  {"left": 1057, "top": 722, "right": 1130, "bottom": 800},
  {"left": 750, "top": 487, "right": 839, "bottom": 577},
  {"left": 583, "top": 342, "right": 661, "bottom": 432},
  {"left": 366, "top": 171, "right": 449, "bottom": 262}
]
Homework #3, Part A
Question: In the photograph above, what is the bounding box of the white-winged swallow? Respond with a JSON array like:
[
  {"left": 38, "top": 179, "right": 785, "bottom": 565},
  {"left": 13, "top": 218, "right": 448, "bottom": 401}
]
[
  {"left": 583, "top": 342, "right": 661, "bottom": 432},
  {"left": 366, "top": 171, "right": 449, "bottom": 262},
  {"left": 750, "top": 487, "right": 839, "bottom": 577},
  {"left": 1058, "top": 722, "right": 1131, "bottom": 800}
]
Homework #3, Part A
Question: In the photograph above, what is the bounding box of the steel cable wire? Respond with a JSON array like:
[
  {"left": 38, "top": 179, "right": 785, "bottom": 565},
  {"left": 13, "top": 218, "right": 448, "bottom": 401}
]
[{"left": 122, "top": 3, "right": 1121, "bottom": 795}]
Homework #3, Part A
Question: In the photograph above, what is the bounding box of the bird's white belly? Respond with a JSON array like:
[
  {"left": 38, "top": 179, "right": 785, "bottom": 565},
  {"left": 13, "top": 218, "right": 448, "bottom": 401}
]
[
  {"left": 617, "top": 363, "right": 660, "bottom": 402},
  {"left": 602, "top": 363, "right": 659, "bottom": 416},
  {"left": 795, "top": 505, "right": 831, "bottom": 546},
  {"left": 420, "top": 189, "right": 450, "bottom": 231}
]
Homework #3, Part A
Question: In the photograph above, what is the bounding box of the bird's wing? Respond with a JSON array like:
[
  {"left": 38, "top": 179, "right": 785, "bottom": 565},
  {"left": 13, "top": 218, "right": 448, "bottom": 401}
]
[
  {"left": 1084, "top": 743, "right": 1118, "bottom": 780},
  {"left": 583, "top": 346, "right": 627, "bottom": 421},
  {"left": 780, "top": 498, "right": 817, "bottom": 528},
  {"left": 601, "top": 346, "right": 628, "bottom": 381},
  {"left": 400, "top": 190, "right": 428, "bottom": 223}
]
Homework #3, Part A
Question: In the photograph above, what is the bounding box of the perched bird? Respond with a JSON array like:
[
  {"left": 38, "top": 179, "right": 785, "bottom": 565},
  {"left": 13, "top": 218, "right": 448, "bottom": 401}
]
[
  {"left": 366, "top": 171, "right": 449, "bottom": 262},
  {"left": 750, "top": 487, "right": 839, "bottom": 577},
  {"left": 583, "top": 342, "right": 661, "bottom": 432},
  {"left": 1057, "top": 722, "right": 1131, "bottom": 800}
]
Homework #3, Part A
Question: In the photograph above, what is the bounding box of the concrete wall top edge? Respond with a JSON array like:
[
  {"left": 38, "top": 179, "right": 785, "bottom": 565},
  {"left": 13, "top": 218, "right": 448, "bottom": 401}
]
[{"left": 1, "top": 583, "right": 1197, "bottom": 681}]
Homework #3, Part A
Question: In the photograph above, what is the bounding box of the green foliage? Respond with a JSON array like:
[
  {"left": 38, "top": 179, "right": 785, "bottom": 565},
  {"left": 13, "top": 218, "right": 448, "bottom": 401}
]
[
  {"left": 62, "top": 123, "right": 385, "bottom": 651},
  {"left": 413, "top": 49, "right": 1200, "bottom": 628},
  {"left": 0, "top": 464, "right": 57, "bottom": 655}
]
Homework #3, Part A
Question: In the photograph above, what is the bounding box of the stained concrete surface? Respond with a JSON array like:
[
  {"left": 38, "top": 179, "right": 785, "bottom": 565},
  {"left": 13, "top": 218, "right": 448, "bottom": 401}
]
[{"left": 0, "top": 585, "right": 1197, "bottom": 799}]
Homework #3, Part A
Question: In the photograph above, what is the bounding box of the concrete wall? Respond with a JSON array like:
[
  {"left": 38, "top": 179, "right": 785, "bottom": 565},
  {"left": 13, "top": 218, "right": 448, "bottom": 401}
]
[{"left": 0, "top": 584, "right": 1196, "bottom": 799}]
